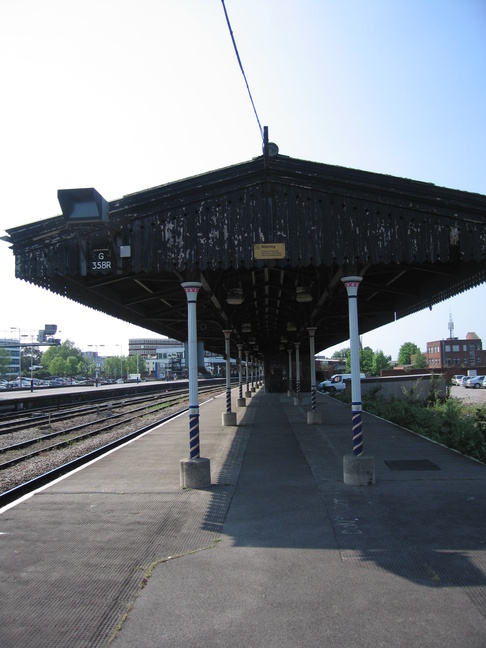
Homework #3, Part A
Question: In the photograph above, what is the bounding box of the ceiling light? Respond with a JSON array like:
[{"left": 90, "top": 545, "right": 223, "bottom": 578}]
[
  {"left": 226, "top": 288, "right": 244, "bottom": 305},
  {"left": 296, "top": 287, "right": 312, "bottom": 303}
]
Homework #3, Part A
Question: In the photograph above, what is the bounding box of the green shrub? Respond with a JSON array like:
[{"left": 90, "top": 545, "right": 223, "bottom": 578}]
[{"left": 334, "top": 387, "right": 486, "bottom": 464}]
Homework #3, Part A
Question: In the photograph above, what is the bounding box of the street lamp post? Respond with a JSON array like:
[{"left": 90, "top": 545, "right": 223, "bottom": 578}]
[
  {"left": 116, "top": 345, "right": 123, "bottom": 381},
  {"left": 22, "top": 334, "right": 34, "bottom": 392}
]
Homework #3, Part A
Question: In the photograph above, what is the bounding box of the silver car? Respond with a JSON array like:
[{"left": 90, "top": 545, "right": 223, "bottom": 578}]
[{"left": 464, "top": 375, "right": 485, "bottom": 389}]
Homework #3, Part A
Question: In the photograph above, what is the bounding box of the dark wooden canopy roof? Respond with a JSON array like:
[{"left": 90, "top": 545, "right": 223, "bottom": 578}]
[{"left": 5, "top": 152, "right": 486, "bottom": 358}]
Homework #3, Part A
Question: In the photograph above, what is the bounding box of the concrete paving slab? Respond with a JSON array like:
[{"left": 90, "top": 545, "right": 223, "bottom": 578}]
[
  {"left": 113, "top": 393, "right": 486, "bottom": 648},
  {"left": 1, "top": 389, "right": 486, "bottom": 648}
]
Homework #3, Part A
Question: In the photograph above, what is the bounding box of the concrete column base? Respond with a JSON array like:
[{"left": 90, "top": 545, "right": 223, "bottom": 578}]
[
  {"left": 307, "top": 410, "right": 323, "bottom": 424},
  {"left": 245, "top": 391, "right": 252, "bottom": 399},
  {"left": 237, "top": 397, "right": 246, "bottom": 407},
  {"left": 222, "top": 411, "right": 237, "bottom": 426},
  {"left": 287, "top": 390, "right": 294, "bottom": 398},
  {"left": 293, "top": 396, "right": 302, "bottom": 406},
  {"left": 180, "top": 457, "right": 211, "bottom": 489},
  {"left": 343, "top": 454, "right": 375, "bottom": 486}
]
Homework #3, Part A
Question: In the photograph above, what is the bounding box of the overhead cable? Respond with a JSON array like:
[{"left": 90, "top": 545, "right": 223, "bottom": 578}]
[{"left": 221, "top": 0, "right": 263, "bottom": 141}]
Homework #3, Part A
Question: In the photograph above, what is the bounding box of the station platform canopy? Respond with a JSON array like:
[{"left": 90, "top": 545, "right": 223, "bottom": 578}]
[{"left": 5, "top": 145, "right": 486, "bottom": 358}]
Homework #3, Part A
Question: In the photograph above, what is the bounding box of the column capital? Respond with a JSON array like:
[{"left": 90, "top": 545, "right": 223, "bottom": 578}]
[
  {"left": 307, "top": 327, "right": 317, "bottom": 337},
  {"left": 222, "top": 329, "right": 232, "bottom": 339},
  {"left": 341, "top": 276, "right": 362, "bottom": 298},
  {"left": 181, "top": 281, "right": 202, "bottom": 302}
]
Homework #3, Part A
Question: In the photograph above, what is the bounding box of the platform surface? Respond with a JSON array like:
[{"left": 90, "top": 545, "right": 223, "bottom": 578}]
[{"left": 1, "top": 389, "right": 486, "bottom": 647}]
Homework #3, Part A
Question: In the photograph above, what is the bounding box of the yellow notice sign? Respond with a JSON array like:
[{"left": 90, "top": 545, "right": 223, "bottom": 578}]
[{"left": 254, "top": 243, "right": 286, "bottom": 260}]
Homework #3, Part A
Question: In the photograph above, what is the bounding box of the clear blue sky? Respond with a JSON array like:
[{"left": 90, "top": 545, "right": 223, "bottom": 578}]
[{"left": 0, "top": 0, "right": 485, "bottom": 358}]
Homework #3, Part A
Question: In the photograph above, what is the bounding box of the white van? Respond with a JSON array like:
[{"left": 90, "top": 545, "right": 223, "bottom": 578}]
[{"left": 318, "top": 373, "right": 365, "bottom": 393}]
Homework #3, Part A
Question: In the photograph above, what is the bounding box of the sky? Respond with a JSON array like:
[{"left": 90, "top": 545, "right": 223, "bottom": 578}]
[{"left": 0, "top": 0, "right": 485, "bottom": 359}]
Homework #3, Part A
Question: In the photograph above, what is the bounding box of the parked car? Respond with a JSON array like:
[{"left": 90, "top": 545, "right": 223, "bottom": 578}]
[
  {"left": 318, "top": 373, "right": 366, "bottom": 392},
  {"left": 7, "top": 378, "right": 32, "bottom": 388},
  {"left": 452, "top": 374, "right": 465, "bottom": 386},
  {"left": 464, "top": 375, "right": 485, "bottom": 389},
  {"left": 460, "top": 376, "right": 471, "bottom": 387}
]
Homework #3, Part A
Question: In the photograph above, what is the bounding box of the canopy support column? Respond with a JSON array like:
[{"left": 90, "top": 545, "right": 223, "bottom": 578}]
[
  {"left": 287, "top": 347, "right": 293, "bottom": 397},
  {"left": 180, "top": 281, "right": 210, "bottom": 488},
  {"left": 222, "top": 330, "right": 237, "bottom": 426},
  {"left": 237, "top": 343, "right": 246, "bottom": 407},
  {"left": 294, "top": 342, "right": 301, "bottom": 405},
  {"left": 307, "top": 327, "right": 322, "bottom": 424},
  {"left": 341, "top": 276, "right": 375, "bottom": 485}
]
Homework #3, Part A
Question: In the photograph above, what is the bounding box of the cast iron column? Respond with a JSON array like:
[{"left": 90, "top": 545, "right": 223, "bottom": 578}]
[
  {"left": 222, "top": 330, "right": 237, "bottom": 425},
  {"left": 294, "top": 342, "right": 301, "bottom": 405},
  {"left": 308, "top": 327, "right": 317, "bottom": 411},
  {"left": 307, "top": 327, "right": 322, "bottom": 423},
  {"left": 237, "top": 343, "right": 245, "bottom": 406},
  {"left": 287, "top": 347, "right": 293, "bottom": 396},
  {"left": 179, "top": 282, "right": 211, "bottom": 489},
  {"left": 182, "top": 282, "right": 202, "bottom": 458},
  {"left": 341, "top": 276, "right": 375, "bottom": 484},
  {"left": 245, "top": 350, "right": 251, "bottom": 398},
  {"left": 342, "top": 276, "right": 364, "bottom": 455}
]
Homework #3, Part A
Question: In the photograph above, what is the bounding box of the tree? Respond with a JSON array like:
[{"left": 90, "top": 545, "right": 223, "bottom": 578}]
[
  {"left": 412, "top": 351, "right": 428, "bottom": 369},
  {"left": 331, "top": 348, "right": 349, "bottom": 360},
  {"left": 77, "top": 359, "right": 88, "bottom": 376},
  {"left": 127, "top": 355, "right": 147, "bottom": 376},
  {"left": 372, "top": 350, "right": 392, "bottom": 375},
  {"left": 21, "top": 345, "right": 42, "bottom": 376},
  {"left": 42, "top": 339, "right": 84, "bottom": 365},
  {"left": 49, "top": 356, "right": 67, "bottom": 377},
  {"left": 0, "top": 348, "right": 11, "bottom": 378},
  {"left": 66, "top": 356, "right": 79, "bottom": 378},
  {"left": 398, "top": 342, "right": 421, "bottom": 365},
  {"left": 103, "top": 356, "right": 116, "bottom": 380},
  {"left": 343, "top": 347, "right": 373, "bottom": 374},
  {"left": 360, "top": 346, "right": 374, "bottom": 376}
]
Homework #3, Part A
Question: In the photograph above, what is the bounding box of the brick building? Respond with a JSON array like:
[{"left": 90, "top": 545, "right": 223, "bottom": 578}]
[{"left": 426, "top": 332, "right": 486, "bottom": 369}]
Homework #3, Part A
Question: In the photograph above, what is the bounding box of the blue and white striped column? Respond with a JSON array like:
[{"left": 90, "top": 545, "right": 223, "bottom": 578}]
[
  {"left": 180, "top": 281, "right": 211, "bottom": 488},
  {"left": 237, "top": 343, "right": 246, "bottom": 406},
  {"left": 341, "top": 275, "right": 375, "bottom": 485},
  {"left": 222, "top": 330, "right": 237, "bottom": 426},
  {"left": 245, "top": 350, "right": 251, "bottom": 398},
  {"left": 294, "top": 342, "right": 301, "bottom": 405},
  {"left": 182, "top": 282, "right": 202, "bottom": 458},
  {"left": 287, "top": 347, "right": 293, "bottom": 397},
  {"left": 342, "top": 277, "right": 364, "bottom": 456},
  {"left": 307, "top": 327, "right": 322, "bottom": 423}
]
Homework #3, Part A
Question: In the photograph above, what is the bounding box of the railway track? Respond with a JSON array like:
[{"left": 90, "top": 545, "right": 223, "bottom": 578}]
[
  {"left": 0, "top": 383, "right": 207, "bottom": 432},
  {"left": 0, "top": 384, "right": 226, "bottom": 507}
]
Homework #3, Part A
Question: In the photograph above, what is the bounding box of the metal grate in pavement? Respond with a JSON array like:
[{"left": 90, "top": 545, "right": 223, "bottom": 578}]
[{"left": 385, "top": 459, "right": 440, "bottom": 471}]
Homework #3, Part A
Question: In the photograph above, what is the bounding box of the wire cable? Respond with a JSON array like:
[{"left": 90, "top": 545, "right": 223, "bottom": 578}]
[{"left": 221, "top": 0, "right": 263, "bottom": 141}]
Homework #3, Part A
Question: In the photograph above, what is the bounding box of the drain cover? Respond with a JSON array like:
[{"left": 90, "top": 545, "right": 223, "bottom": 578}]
[{"left": 385, "top": 459, "right": 440, "bottom": 471}]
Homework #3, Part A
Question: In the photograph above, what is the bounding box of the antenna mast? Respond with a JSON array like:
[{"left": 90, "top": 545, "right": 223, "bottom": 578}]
[{"left": 448, "top": 313, "right": 454, "bottom": 339}]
